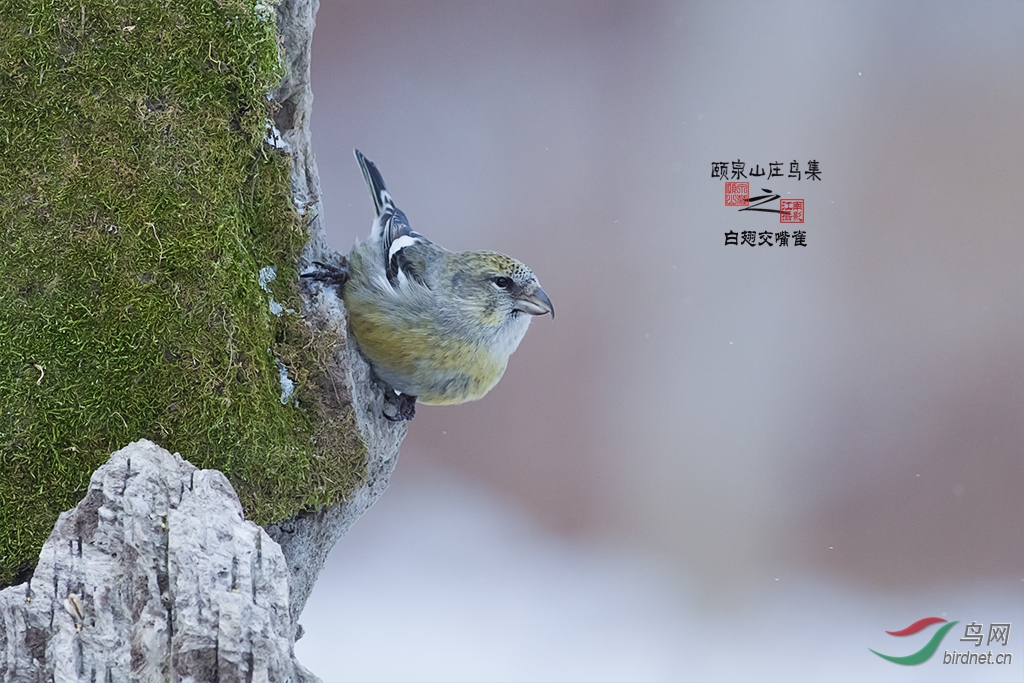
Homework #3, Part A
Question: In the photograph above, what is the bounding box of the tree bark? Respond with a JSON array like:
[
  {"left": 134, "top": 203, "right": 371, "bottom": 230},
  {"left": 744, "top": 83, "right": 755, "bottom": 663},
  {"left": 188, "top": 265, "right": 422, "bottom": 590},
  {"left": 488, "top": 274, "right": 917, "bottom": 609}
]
[{"left": 1, "top": 440, "right": 320, "bottom": 682}]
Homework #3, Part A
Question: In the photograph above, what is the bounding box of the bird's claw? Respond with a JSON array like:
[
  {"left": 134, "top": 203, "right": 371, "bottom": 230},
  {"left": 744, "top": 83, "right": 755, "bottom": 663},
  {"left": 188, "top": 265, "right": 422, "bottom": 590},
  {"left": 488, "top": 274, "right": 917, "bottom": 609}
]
[
  {"left": 382, "top": 390, "right": 416, "bottom": 422},
  {"left": 301, "top": 259, "right": 349, "bottom": 287}
]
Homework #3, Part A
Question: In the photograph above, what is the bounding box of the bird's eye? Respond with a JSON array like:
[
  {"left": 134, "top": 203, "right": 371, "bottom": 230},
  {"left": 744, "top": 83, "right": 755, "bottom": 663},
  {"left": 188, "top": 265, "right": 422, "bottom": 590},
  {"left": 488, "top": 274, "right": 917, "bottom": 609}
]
[{"left": 492, "top": 276, "right": 512, "bottom": 290}]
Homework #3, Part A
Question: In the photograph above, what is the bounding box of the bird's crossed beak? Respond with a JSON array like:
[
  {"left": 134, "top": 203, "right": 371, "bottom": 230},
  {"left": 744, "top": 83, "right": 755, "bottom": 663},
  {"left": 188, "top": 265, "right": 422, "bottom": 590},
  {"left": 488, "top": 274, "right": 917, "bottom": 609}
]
[{"left": 514, "top": 287, "right": 554, "bottom": 318}]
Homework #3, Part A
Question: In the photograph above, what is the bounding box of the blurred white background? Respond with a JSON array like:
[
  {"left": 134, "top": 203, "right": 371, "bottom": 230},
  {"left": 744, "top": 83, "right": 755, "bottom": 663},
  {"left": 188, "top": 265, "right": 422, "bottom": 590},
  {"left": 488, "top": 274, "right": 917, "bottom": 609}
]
[{"left": 295, "top": 2, "right": 1023, "bottom": 681}]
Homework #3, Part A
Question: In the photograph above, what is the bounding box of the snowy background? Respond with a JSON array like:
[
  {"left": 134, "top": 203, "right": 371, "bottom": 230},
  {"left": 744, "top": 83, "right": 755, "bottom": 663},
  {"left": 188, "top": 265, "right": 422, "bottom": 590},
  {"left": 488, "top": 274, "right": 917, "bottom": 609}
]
[{"left": 295, "top": 2, "right": 1023, "bottom": 681}]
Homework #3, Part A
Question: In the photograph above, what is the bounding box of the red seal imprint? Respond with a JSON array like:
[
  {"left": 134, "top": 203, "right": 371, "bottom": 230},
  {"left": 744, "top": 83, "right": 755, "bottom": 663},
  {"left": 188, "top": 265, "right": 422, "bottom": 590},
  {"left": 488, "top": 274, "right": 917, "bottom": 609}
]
[
  {"left": 725, "top": 182, "right": 749, "bottom": 207},
  {"left": 780, "top": 198, "right": 804, "bottom": 223}
]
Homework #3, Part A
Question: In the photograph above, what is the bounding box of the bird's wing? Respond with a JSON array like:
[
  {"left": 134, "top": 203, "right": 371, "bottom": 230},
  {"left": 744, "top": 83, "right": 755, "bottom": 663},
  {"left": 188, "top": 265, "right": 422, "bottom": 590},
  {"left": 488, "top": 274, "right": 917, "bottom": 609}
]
[
  {"left": 387, "top": 234, "right": 445, "bottom": 290},
  {"left": 354, "top": 149, "right": 444, "bottom": 290}
]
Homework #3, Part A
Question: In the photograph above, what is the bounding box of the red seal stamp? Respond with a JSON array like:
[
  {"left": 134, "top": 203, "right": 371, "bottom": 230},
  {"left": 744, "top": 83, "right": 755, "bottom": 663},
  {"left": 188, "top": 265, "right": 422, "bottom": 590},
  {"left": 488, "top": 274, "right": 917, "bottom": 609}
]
[
  {"left": 780, "top": 198, "right": 804, "bottom": 223},
  {"left": 724, "top": 182, "right": 749, "bottom": 207}
]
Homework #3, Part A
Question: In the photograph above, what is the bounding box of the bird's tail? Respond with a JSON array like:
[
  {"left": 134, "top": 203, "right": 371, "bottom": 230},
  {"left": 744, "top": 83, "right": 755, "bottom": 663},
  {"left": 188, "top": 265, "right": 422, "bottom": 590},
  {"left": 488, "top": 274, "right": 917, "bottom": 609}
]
[{"left": 354, "top": 149, "right": 392, "bottom": 217}]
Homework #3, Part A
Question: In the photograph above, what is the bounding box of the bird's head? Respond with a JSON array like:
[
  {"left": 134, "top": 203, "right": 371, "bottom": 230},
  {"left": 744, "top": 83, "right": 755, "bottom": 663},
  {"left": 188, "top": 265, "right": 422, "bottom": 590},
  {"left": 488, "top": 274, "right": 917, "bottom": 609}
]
[{"left": 447, "top": 251, "right": 553, "bottom": 352}]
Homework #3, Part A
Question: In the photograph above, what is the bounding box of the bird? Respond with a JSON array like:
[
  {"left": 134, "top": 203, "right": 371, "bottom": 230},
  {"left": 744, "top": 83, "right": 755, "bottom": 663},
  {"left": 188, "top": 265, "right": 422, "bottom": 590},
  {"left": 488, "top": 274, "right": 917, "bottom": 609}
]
[{"left": 303, "top": 149, "right": 552, "bottom": 421}]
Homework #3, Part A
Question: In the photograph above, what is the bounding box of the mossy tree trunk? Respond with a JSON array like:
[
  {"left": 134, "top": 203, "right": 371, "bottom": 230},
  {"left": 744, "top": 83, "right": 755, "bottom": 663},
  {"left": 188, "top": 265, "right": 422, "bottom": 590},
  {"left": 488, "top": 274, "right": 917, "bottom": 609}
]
[
  {"left": 2, "top": 0, "right": 329, "bottom": 583},
  {"left": 0, "top": 0, "right": 404, "bottom": 637}
]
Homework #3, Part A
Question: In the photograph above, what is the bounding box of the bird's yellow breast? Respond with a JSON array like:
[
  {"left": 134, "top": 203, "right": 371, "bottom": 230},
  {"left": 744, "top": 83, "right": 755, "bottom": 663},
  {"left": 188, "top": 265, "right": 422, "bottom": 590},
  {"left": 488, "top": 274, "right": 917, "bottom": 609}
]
[{"left": 346, "top": 303, "right": 508, "bottom": 405}]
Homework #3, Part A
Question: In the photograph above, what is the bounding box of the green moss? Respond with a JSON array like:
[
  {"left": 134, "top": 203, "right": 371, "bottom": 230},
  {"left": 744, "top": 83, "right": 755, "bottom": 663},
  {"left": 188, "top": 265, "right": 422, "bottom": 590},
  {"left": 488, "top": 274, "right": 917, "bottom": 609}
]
[{"left": 0, "top": 0, "right": 365, "bottom": 585}]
